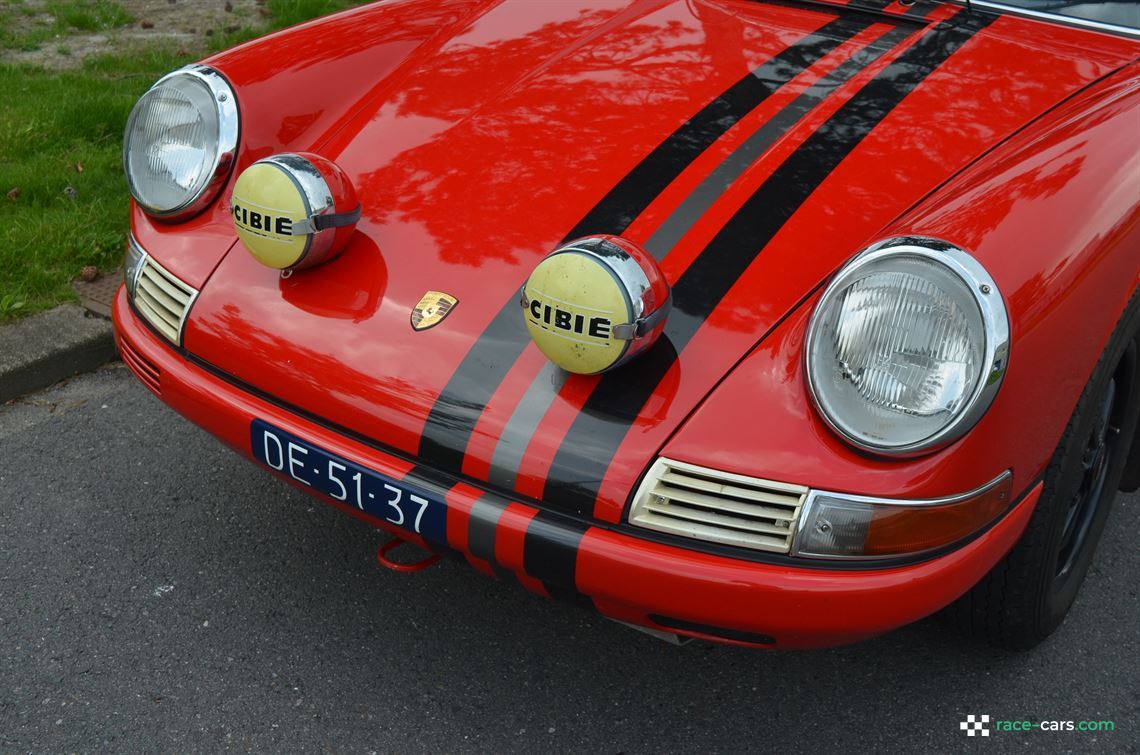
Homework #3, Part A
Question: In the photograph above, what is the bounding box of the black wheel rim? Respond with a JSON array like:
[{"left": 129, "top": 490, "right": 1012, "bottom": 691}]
[{"left": 1055, "top": 377, "right": 1120, "bottom": 581}]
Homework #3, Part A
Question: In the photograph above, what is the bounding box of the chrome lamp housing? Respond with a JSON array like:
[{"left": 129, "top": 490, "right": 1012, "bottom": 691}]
[
  {"left": 805, "top": 237, "right": 1010, "bottom": 457},
  {"left": 123, "top": 65, "right": 239, "bottom": 222}
]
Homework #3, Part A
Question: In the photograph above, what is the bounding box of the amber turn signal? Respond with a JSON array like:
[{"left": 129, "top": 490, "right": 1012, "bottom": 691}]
[{"left": 794, "top": 472, "right": 1012, "bottom": 559}]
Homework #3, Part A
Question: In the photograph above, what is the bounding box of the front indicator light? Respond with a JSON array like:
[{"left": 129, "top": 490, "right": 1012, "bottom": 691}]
[{"left": 793, "top": 471, "right": 1012, "bottom": 559}]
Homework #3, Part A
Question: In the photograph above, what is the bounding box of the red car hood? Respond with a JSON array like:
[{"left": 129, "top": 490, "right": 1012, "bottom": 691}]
[{"left": 182, "top": 0, "right": 1139, "bottom": 522}]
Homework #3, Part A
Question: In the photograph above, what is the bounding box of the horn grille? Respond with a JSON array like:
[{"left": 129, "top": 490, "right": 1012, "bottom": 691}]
[
  {"left": 630, "top": 458, "right": 807, "bottom": 554},
  {"left": 131, "top": 255, "right": 197, "bottom": 345}
]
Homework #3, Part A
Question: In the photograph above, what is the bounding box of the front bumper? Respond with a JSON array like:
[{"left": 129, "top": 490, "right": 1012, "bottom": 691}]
[{"left": 114, "top": 286, "right": 1040, "bottom": 649}]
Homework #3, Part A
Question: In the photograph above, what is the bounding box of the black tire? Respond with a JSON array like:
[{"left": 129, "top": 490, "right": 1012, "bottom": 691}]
[{"left": 947, "top": 289, "right": 1140, "bottom": 650}]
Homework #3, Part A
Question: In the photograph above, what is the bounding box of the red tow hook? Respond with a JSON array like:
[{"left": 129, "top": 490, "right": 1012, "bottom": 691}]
[{"left": 376, "top": 536, "right": 440, "bottom": 573}]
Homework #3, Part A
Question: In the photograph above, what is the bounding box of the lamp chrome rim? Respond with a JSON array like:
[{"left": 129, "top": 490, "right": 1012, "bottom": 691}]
[
  {"left": 559, "top": 236, "right": 655, "bottom": 320},
  {"left": 805, "top": 236, "right": 1010, "bottom": 457},
  {"left": 255, "top": 153, "right": 338, "bottom": 266},
  {"left": 123, "top": 64, "right": 240, "bottom": 222}
]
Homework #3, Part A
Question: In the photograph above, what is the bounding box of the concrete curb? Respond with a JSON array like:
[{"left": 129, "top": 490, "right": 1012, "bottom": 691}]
[{"left": 0, "top": 304, "right": 117, "bottom": 404}]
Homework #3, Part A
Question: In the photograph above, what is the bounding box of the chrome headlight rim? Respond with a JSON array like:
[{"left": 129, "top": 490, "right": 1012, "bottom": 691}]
[
  {"left": 805, "top": 236, "right": 1010, "bottom": 457},
  {"left": 123, "top": 64, "right": 240, "bottom": 222},
  {"left": 124, "top": 233, "right": 148, "bottom": 298}
]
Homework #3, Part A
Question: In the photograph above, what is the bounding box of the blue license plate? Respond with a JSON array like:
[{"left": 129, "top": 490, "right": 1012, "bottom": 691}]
[{"left": 250, "top": 419, "right": 447, "bottom": 543}]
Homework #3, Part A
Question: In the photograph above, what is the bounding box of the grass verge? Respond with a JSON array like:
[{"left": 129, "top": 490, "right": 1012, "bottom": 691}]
[{"left": 1, "top": 1, "right": 135, "bottom": 53}]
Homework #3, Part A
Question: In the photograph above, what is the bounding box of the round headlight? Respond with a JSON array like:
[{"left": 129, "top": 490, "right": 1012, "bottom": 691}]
[
  {"left": 805, "top": 237, "right": 1009, "bottom": 456},
  {"left": 123, "top": 65, "right": 239, "bottom": 221}
]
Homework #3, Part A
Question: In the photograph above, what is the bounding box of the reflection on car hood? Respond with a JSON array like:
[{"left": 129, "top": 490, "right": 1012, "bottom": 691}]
[{"left": 186, "top": 0, "right": 1140, "bottom": 522}]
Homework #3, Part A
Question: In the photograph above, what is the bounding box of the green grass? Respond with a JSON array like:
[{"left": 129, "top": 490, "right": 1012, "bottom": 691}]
[
  {"left": 0, "top": 1, "right": 371, "bottom": 321},
  {"left": 0, "top": 48, "right": 186, "bottom": 318},
  {"left": 47, "top": 0, "right": 133, "bottom": 32},
  {"left": 265, "top": 0, "right": 362, "bottom": 28},
  {"left": 1, "top": 21, "right": 57, "bottom": 54},
  {"left": 1, "top": 1, "right": 135, "bottom": 52}
]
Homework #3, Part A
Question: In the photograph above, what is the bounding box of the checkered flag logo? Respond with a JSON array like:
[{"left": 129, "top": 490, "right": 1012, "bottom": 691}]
[{"left": 961, "top": 714, "right": 991, "bottom": 737}]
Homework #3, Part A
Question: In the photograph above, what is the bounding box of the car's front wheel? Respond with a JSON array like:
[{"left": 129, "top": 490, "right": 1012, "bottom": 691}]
[{"left": 948, "top": 290, "right": 1140, "bottom": 650}]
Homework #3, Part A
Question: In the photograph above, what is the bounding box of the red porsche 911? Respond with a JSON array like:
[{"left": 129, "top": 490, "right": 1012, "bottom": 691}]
[{"left": 115, "top": 0, "right": 1140, "bottom": 649}]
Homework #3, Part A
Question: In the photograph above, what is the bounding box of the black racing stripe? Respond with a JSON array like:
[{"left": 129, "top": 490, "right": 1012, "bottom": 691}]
[
  {"left": 415, "top": 12, "right": 878, "bottom": 475},
  {"left": 468, "top": 495, "right": 506, "bottom": 562},
  {"left": 848, "top": 0, "right": 895, "bottom": 10},
  {"left": 560, "top": 13, "right": 879, "bottom": 238},
  {"left": 905, "top": 0, "right": 942, "bottom": 18},
  {"left": 542, "top": 11, "right": 996, "bottom": 517},
  {"left": 466, "top": 495, "right": 522, "bottom": 582},
  {"left": 522, "top": 509, "right": 590, "bottom": 598}
]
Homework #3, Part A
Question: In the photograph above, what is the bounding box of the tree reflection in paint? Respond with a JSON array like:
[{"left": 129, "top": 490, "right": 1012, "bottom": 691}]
[{"left": 348, "top": 0, "right": 779, "bottom": 267}]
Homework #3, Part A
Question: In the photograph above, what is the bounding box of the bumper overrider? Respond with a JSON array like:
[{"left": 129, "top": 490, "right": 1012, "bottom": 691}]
[{"left": 114, "top": 281, "right": 1040, "bottom": 649}]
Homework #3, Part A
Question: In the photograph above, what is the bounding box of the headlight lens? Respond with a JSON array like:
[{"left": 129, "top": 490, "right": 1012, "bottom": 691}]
[
  {"left": 805, "top": 237, "right": 1009, "bottom": 456},
  {"left": 123, "top": 65, "right": 238, "bottom": 221}
]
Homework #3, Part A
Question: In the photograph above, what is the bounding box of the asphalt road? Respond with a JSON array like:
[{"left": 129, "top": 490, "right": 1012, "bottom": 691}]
[{"left": 2, "top": 366, "right": 1137, "bottom": 753}]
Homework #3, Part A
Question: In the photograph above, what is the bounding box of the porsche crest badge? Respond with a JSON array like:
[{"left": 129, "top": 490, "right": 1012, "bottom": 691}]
[{"left": 411, "top": 291, "right": 458, "bottom": 331}]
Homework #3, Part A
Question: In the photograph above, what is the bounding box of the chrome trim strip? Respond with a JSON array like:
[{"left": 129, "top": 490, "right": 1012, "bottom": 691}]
[
  {"left": 950, "top": 1, "right": 1140, "bottom": 37},
  {"left": 124, "top": 64, "right": 240, "bottom": 222},
  {"left": 790, "top": 470, "right": 1013, "bottom": 560},
  {"left": 805, "top": 236, "right": 1011, "bottom": 457},
  {"left": 125, "top": 233, "right": 148, "bottom": 298}
]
